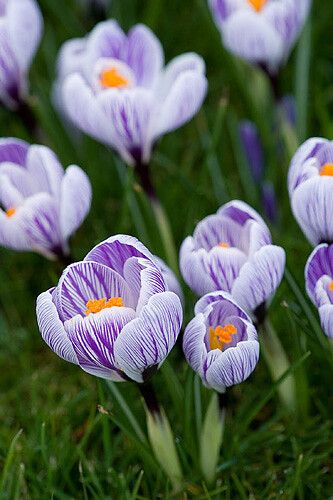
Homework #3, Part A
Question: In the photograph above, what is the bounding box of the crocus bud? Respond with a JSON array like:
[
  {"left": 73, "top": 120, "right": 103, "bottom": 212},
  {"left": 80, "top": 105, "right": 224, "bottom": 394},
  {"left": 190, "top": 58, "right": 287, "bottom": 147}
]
[
  {"left": 239, "top": 120, "right": 264, "bottom": 182},
  {"left": 180, "top": 200, "right": 285, "bottom": 314},
  {"left": 55, "top": 20, "right": 207, "bottom": 165},
  {"left": 0, "top": 0, "right": 43, "bottom": 109},
  {"left": 209, "top": 0, "right": 311, "bottom": 74},
  {"left": 288, "top": 137, "right": 333, "bottom": 246},
  {"left": 183, "top": 291, "right": 259, "bottom": 391},
  {"left": 0, "top": 139, "right": 91, "bottom": 259},
  {"left": 305, "top": 243, "right": 333, "bottom": 339},
  {"left": 36, "top": 235, "right": 183, "bottom": 382},
  {"left": 262, "top": 181, "right": 278, "bottom": 223}
]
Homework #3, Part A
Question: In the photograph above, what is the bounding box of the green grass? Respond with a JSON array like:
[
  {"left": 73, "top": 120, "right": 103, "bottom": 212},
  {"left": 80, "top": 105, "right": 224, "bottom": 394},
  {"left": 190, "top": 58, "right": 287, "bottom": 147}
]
[{"left": 1, "top": 0, "right": 333, "bottom": 497}]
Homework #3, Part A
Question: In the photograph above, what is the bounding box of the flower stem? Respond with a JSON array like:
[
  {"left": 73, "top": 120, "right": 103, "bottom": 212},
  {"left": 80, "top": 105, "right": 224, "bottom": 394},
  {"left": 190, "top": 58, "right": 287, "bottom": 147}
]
[
  {"left": 257, "top": 317, "right": 297, "bottom": 413},
  {"left": 138, "top": 381, "right": 183, "bottom": 491},
  {"left": 259, "top": 65, "right": 282, "bottom": 102},
  {"left": 200, "top": 391, "right": 226, "bottom": 485},
  {"left": 135, "top": 160, "right": 179, "bottom": 275},
  {"left": 16, "top": 99, "right": 43, "bottom": 143}
]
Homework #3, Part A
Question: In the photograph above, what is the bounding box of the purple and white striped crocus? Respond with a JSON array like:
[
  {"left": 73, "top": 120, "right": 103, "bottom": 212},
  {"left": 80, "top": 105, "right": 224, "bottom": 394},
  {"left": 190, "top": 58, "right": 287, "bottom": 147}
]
[
  {"left": 209, "top": 0, "right": 311, "bottom": 74},
  {"left": 36, "top": 235, "right": 183, "bottom": 382},
  {"left": 180, "top": 200, "right": 285, "bottom": 314},
  {"left": 55, "top": 20, "right": 207, "bottom": 165},
  {"left": 0, "top": 138, "right": 91, "bottom": 259},
  {"left": 0, "top": 0, "right": 43, "bottom": 109},
  {"left": 183, "top": 291, "right": 259, "bottom": 391},
  {"left": 288, "top": 138, "right": 333, "bottom": 246},
  {"left": 305, "top": 243, "right": 333, "bottom": 339}
]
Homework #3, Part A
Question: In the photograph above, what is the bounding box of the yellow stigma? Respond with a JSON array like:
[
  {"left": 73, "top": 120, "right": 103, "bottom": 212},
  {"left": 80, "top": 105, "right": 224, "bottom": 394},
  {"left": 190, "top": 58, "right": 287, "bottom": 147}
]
[
  {"left": 100, "top": 67, "right": 129, "bottom": 88},
  {"left": 319, "top": 163, "right": 333, "bottom": 177},
  {"left": 328, "top": 281, "right": 333, "bottom": 291},
  {"left": 218, "top": 242, "right": 230, "bottom": 248},
  {"left": 86, "top": 297, "right": 124, "bottom": 315},
  {"left": 209, "top": 324, "right": 237, "bottom": 351},
  {"left": 248, "top": 0, "right": 267, "bottom": 11},
  {"left": 6, "top": 207, "right": 16, "bottom": 217}
]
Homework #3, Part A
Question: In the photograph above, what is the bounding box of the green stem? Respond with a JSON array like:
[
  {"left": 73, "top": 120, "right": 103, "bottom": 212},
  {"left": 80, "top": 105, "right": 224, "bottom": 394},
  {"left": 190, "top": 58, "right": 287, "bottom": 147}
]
[
  {"left": 150, "top": 197, "right": 179, "bottom": 275},
  {"left": 259, "top": 319, "right": 297, "bottom": 413}
]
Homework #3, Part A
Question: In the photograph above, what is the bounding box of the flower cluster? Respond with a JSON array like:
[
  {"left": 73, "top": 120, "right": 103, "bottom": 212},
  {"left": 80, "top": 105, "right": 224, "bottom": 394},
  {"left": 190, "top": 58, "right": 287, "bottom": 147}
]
[{"left": 289, "top": 138, "right": 333, "bottom": 339}]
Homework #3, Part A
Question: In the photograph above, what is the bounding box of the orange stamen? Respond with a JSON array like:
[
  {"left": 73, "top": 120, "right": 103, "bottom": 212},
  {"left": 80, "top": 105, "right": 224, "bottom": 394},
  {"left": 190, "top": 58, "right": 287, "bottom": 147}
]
[
  {"left": 209, "top": 324, "right": 237, "bottom": 351},
  {"left": 319, "top": 163, "right": 333, "bottom": 177},
  {"left": 219, "top": 242, "right": 230, "bottom": 249},
  {"left": 328, "top": 281, "right": 333, "bottom": 291},
  {"left": 100, "top": 67, "right": 129, "bottom": 88},
  {"left": 6, "top": 207, "right": 16, "bottom": 217},
  {"left": 248, "top": 0, "right": 267, "bottom": 11},
  {"left": 86, "top": 297, "right": 124, "bottom": 315}
]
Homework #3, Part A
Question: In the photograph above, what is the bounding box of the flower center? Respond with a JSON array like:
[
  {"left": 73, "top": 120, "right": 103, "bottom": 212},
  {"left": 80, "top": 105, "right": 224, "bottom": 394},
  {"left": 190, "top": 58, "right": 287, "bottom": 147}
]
[
  {"left": 100, "top": 67, "right": 129, "bottom": 88},
  {"left": 6, "top": 207, "right": 16, "bottom": 217},
  {"left": 328, "top": 281, "right": 333, "bottom": 291},
  {"left": 248, "top": 0, "right": 267, "bottom": 11},
  {"left": 319, "top": 163, "right": 333, "bottom": 177},
  {"left": 219, "top": 242, "right": 230, "bottom": 248},
  {"left": 86, "top": 297, "right": 124, "bottom": 315},
  {"left": 209, "top": 324, "right": 237, "bottom": 351}
]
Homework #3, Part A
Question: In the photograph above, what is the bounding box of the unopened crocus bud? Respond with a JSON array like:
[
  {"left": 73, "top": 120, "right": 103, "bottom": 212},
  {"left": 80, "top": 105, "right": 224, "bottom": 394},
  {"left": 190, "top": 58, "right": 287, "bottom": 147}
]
[
  {"left": 239, "top": 120, "right": 264, "bottom": 182},
  {"left": 262, "top": 181, "right": 278, "bottom": 223}
]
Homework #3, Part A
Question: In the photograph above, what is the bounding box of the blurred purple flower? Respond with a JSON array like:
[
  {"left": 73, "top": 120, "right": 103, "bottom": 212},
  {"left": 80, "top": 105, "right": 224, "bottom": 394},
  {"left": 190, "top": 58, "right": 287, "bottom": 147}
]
[
  {"left": 183, "top": 291, "right": 259, "bottom": 391},
  {"left": 279, "top": 94, "right": 297, "bottom": 127},
  {"left": 209, "top": 0, "right": 311, "bottom": 73},
  {"left": 288, "top": 137, "right": 333, "bottom": 246},
  {"left": 55, "top": 20, "right": 207, "bottom": 165},
  {"left": 239, "top": 120, "right": 264, "bottom": 182},
  {"left": 0, "top": 0, "right": 43, "bottom": 109},
  {"left": 36, "top": 235, "right": 183, "bottom": 382},
  {"left": 0, "top": 138, "right": 91, "bottom": 259},
  {"left": 179, "top": 200, "right": 285, "bottom": 313},
  {"left": 262, "top": 181, "right": 278, "bottom": 223},
  {"left": 305, "top": 243, "right": 333, "bottom": 339}
]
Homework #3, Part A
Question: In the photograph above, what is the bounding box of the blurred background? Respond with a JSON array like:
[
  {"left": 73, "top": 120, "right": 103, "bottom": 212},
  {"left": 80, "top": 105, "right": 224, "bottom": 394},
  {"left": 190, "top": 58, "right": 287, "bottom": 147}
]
[{"left": 0, "top": 0, "right": 333, "bottom": 497}]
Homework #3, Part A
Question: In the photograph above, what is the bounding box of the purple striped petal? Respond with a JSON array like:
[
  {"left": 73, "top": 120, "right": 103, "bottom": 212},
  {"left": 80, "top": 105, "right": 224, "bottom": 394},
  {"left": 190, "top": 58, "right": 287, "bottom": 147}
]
[
  {"left": 231, "top": 245, "right": 286, "bottom": 312},
  {"left": 96, "top": 87, "right": 154, "bottom": 163},
  {"left": 26, "top": 145, "right": 64, "bottom": 198},
  {"left": 7, "top": 0, "right": 43, "bottom": 71},
  {"left": 114, "top": 291, "right": 182, "bottom": 382},
  {"left": 183, "top": 312, "right": 207, "bottom": 375},
  {"left": 305, "top": 243, "right": 333, "bottom": 304},
  {"left": 154, "top": 70, "right": 207, "bottom": 138},
  {"left": 205, "top": 245, "right": 247, "bottom": 293},
  {"left": 126, "top": 24, "right": 164, "bottom": 88},
  {"left": 288, "top": 137, "right": 326, "bottom": 194},
  {"left": 0, "top": 206, "right": 32, "bottom": 251},
  {"left": 65, "top": 306, "right": 135, "bottom": 381},
  {"left": 86, "top": 20, "right": 126, "bottom": 69},
  {"left": 57, "top": 38, "right": 87, "bottom": 80},
  {"left": 0, "top": 138, "right": 29, "bottom": 165},
  {"left": 36, "top": 288, "right": 78, "bottom": 364},
  {"left": 85, "top": 234, "right": 154, "bottom": 276},
  {"left": 59, "top": 165, "right": 92, "bottom": 240},
  {"left": 195, "top": 290, "right": 249, "bottom": 320},
  {"left": 179, "top": 237, "right": 216, "bottom": 296},
  {"left": 318, "top": 304, "right": 333, "bottom": 340},
  {"left": 56, "top": 260, "right": 135, "bottom": 322},
  {"left": 291, "top": 176, "right": 333, "bottom": 245}
]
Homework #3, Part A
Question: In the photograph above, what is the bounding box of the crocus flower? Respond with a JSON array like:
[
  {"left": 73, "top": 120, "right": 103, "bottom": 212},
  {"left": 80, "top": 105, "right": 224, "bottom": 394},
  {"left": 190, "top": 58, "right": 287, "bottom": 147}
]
[
  {"left": 0, "top": 138, "right": 91, "bottom": 259},
  {"left": 305, "top": 243, "right": 333, "bottom": 339},
  {"left": 209, "top": 0, "right": 311, "bottom": 74},
  {"left": 180, "top": 200, "right": 285, "bottom": 314},
  {"left": 183, "top": 291, "right": 259, "bottom": 391},
  {"left": 288, "top": 138, "right": 333, "bottom": 246},
  {"left": 55, "top": 20, "right": 207, "bottom": 165},
  {"left": 36, "top": 235, "right": 183, "bottom": 382},
  {"left": 0, "top": 0, "right": 43, "bottom": 109}
]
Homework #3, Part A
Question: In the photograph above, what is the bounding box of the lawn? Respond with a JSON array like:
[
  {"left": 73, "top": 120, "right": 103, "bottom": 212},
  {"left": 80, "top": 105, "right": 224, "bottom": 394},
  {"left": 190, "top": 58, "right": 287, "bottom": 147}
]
[{"left": 0, "top": 0, "right": 333, "bottom": 498}]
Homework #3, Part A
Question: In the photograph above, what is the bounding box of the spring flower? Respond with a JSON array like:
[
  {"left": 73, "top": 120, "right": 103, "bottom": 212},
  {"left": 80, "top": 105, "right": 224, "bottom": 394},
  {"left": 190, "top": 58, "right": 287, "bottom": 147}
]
[
  {"left": 239, "top": 120, "right": 264, "bottom": 182},
  {"left": 180, "top": 200, "right": 285, "bottom": 314},
  {"left": 209, "top": 0, "right": 311, "bottom": 73},
  {"left": 288, "top": 137, "right": 333, "bottom": 246},
  {"left": 305, "top": 243, "right": 333, "bottom": 339},
  {"left": 36, "top": 235, "right": 183, "bottom": 382},
  {"left": 55, "top": 20, "right": 207, "bottom": 165},
  {"left": 183, "top": 291, "right": 259, "bottom": 391},
  {"left": 0, "top": 0, "right": 43, "bottom": 109},
  {"left": 0, "top": 138, "right": 91, "bottom": 259}
]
